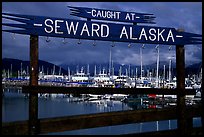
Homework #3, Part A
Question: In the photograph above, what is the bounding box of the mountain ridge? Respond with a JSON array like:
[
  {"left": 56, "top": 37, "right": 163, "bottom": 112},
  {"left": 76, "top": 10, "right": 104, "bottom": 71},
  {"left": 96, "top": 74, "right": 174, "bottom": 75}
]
[{"left": 2, "top": 58, "right": 202, "bottom": 77}]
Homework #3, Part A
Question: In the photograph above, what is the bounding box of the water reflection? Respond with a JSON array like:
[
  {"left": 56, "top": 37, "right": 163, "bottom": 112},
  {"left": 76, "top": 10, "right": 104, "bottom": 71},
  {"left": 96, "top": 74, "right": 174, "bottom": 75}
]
[{"left": 2, "top": 88, "right": 202, "bottom": 135}]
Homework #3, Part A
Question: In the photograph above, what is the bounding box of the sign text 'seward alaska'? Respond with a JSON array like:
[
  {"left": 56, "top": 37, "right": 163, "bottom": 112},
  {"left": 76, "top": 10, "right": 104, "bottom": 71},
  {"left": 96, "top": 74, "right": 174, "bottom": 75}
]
[{"left": 2, "top": 6, "right": 202, "bottom": 45}]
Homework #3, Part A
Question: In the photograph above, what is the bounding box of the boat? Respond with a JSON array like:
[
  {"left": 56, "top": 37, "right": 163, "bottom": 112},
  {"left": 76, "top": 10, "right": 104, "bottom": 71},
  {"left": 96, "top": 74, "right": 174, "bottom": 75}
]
[
  {"left": 88, "top": 94, "right": 103, "bottom": 99},
  {"left": 92, "top": 68, "right": 114, "bottom": 87},
  {"left": 111, "top": 94, "right": 129, "bottom": 100},
  {"left": 114, "top": 75, "right": 132, "bottom": 88},
  {"left": 70, "top": 67, "right": 93, "bottom": 87}
]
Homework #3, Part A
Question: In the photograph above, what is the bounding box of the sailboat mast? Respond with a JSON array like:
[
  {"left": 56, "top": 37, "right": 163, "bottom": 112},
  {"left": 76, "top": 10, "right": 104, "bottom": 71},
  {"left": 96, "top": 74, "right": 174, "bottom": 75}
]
[
  {"left": 169, "top": 59, "right": 172, "bottom": 82},
  {"left": 8, "top": 69, "right": 10, "bottom": 78},
  {"left": 201, "top": 68, "right": 202, "bottom": 76},
  {"left": 119, "top": 66, "right": 122, "bottom": 76},
  {"left": 94, "top": 65, "right": 97, "bottom": 76},
  {"left": 21, "top": 62, "right": 22, "bottom": 78},
  {"left": 68, "top": 67, "right": 70, "bottom": 81},
  {"left": 42, "top": 65, "right": 44, "bottom": 76},
  {"left": 53, "top": 65, "right": 55, "bottom": 75},
  {"left": 10, "top": 64, "right": 12, "bottom": 78},
  {"left": 128, "top": 64, "right": 131, "bottom": 77},
  {"left": 156, "top": 45, "right": 159, "bottom": 88},
  {"left": 140, "top": 47, "right": 143, "bottom": 79},
  {"left": 136, "top": 67, "right": 138, "bottom": 79},
  {"left": 87, "top": 64, "right": 89, "bottom": 76},
  {"left": 131, "top": 69, "right": 133, "bottom": 78},
  {"left": 59, "top": 67, "right": 61, "bottom": 75},
  {"left": 27, "top": 66, "right": 29, "bottom": 77},
  {"left": 163, "top": 65, "right": 165, "bottom": 81},
  {"left": 111, "top": 60, "right": 114, "bottom": 76},
  {"left": 168, "top": 45, "right": 172, "bottom": 83},
  {"left": 140, "top": 44, "right": 145, "bottom": 79},
  {"left": 109, "top": 47, "right": 112, "bottom": 76},
  {"left": 18, "top": 70, "right": 20, "bottom": 78}
]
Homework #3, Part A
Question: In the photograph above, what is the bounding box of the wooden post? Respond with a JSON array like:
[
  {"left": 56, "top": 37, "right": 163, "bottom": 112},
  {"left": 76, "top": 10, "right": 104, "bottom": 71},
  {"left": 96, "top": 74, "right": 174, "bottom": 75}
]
[
  {"left": 186, "top": 117, "right": 193, "bottom": 134},
  {"left": 29, "top": 35, "right": 39, "bottom": 135},
  {"left": 176, "top": 29, "right": 187, "bottom": 135},
  {"left": 202, "top": 80, "right": 204, "bottom": 133}
]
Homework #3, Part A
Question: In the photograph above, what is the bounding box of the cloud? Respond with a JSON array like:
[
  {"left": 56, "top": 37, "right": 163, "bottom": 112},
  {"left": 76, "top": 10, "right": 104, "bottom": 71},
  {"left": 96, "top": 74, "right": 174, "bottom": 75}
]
[
  {"left": 185, "top": 45, "right": 202, "bottom": 65},
  {"left": 2, "top": 2, "right": 202, "bottom": 67},
  {"left": 113, "top": 44, "right": 175, "bottom": 66}
]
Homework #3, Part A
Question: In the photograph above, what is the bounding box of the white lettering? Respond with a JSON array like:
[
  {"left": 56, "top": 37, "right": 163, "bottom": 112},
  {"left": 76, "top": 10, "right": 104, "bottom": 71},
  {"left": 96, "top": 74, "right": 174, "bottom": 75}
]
[
  {"left": 55, "top": 20, "right": 64, "bottom": 34},
  {"left": 166, "top": 29, "right": 174, "bottom": 42},
  {"left": 120, "top": 26, "right": 128, "bottom": 39},
  {"left": 131, "top": 13, "right": 135, "bottom": 20},
  {"left": 65, "top": 21, "right": 79, "bottom": 35},
  {"left": 115, "top": 12, "right": 121, "bottom": 19},
  {"left": 130, "top": 27, "right": 137, "bottom": 40},
  {"left": 92, "top": 9, "right": 96, "bottom": 17},
  {"left": 158, "top": 29, "right": 165, "bottom": 41},
  {"left": 91, "top": 10, "right": 120, "bottom": 20},
  {"left": 149, "top": 28, "right": 157, "bottom": 41},
  {"left": 97, "top": 11, "right": 102, "bottom": 18},
  {"left": 80, "top": 23, "right": 90, "bottom": 36},
  {"left": 125, "top": 13, "right": 131, "bottom": 20},
  {"left": 101, "top": 24, "right": 109, "bottom": 37},
  {"left": 92, "top": 23, "right": 100, "bottom": 37},
  {"left": 106, "top": 11, "right": 112, "bottom": 18},
  {"left": 101, "top": 11, "right": 106, "bottom": 18},
  {"left": 139, "top": 28, "right": 148, "bottom": 40},
  {"left": 44, "top": 19, "right": 53, "bottom": 33},
  {"left": 44, "top": 19, "right": 175, "bottom": 44}
]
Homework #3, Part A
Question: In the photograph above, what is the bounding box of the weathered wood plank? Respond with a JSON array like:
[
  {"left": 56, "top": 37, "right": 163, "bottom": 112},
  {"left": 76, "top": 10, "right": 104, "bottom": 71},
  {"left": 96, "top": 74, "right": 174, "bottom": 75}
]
[
  {"left": 2, "top": 120, "right": 29, "bottom": 135},
  {"left": 176, "top": 40, "right": 186, "bottom": 135},
  {"left": 124, "top": 127, "right": 203, "bottom": 135},
  {"left": 39, "top": 108, "right": 177, "bottom": 134},
  {"left": 2, "top": 105, "right": 202, "bottom": 135},
  {"left": 29, "top": 35, "right": 39, "bottom": 135},
  {"left": 22, "top": 86, "right": 196, "bottom": 95}
]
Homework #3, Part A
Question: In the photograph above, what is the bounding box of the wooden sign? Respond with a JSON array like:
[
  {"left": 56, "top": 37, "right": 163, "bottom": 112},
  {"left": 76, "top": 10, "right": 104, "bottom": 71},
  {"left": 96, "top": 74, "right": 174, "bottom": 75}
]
[
  {"left": 2, "top": 13, "right": 202, "bottom": 45},
  {"left": 68, "top": 6, "right": 156, "bottom": 24}
]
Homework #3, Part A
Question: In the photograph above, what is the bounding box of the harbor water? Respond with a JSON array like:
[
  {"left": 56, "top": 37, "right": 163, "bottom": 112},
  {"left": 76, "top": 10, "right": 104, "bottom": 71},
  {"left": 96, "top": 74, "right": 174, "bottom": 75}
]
[{"left": 2, "top": 87, "right": 201, "bottom": 135}]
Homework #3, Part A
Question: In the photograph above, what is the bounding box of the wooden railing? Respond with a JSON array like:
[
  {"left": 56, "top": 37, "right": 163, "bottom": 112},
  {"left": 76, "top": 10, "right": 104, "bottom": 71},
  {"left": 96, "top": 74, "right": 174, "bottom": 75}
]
[{"left": 2, "top": 87, "right": 203, "bottom": 135}]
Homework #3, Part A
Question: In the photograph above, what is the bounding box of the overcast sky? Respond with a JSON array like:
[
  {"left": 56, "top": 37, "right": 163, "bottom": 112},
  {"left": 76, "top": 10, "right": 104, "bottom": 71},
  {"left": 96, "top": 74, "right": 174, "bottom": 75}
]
[{"left": 2, "top": 2, "right": 202, "bottom": 67}]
